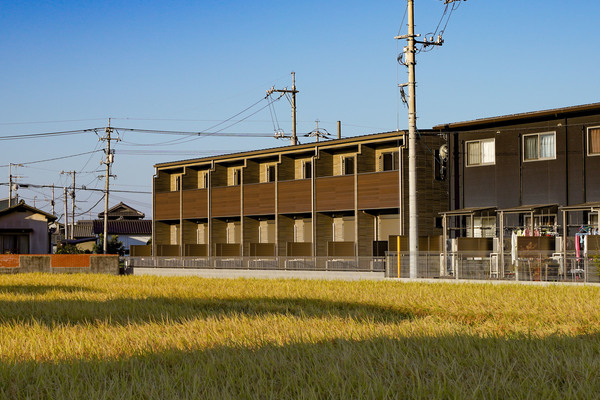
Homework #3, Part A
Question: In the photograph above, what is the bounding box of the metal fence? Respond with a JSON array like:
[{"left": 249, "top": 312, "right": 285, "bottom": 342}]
[
  {"left": 126, "top": 253, "right": 600, "bottom": 283},
  {"left": 385, "top": 252, "right": 600, "bottom": 283},
  {"left": 127, "top": 256, "right": 386, "bottom": 272}
]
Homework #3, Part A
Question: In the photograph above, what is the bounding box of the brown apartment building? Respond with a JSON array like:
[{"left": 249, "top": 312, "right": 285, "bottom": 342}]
[{"left": 152, "top": 130, "right": 448, "bottom": 264}]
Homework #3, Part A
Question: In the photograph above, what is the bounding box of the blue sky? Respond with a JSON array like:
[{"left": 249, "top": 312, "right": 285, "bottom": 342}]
[{"left": 1, "top": 0, "right": 599, "bottom": 220}]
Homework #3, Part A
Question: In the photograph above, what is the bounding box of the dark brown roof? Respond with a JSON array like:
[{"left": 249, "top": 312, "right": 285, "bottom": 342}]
[
  {"left": 97, "top": 202, "right": 145, "bottom": 220},
  {"left": 72, "top": 221, "right": 94, "bottom": 238},
  {"left": 93, "top": 220, "right": 152, "bottom": 235},
  {"left": 433, "top": 102, "right": 600, "bottom": 131},
  {"left": 154, "top": 130, "right": 424, "bottom": 169}
]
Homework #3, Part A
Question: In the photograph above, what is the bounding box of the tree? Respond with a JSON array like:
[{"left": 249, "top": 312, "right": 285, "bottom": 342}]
[
  {"left": 93, "top": 234, "right": 125, "bottom": 256},
  {"left": 56, "top": 243, "right": 83, "bottom": 254}
]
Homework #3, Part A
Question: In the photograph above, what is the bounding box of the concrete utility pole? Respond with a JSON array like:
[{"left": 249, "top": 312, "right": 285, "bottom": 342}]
[
  {"left": 61, "top": 171, "right": 76, "bottom": 239},
  {"left": 394, "top": 0, "right": 420, "bottom": 278},
  {"left": 267, "top": 72, "right": 299, "bottom": 146},
  {"left": 8, "top": 163, "right": 23, "bottom": 207},
  {"left": 51, "top": 185, "right": 55, "bottom": 216},
  {"left": 100, "top": 119, "right": 118, "bottom": 253},
  {"left": 64, "top": 187, "right": 69, "bottom": 241},
  {"left": 396, "top": 0, "right": 462, "bottom": 278}
]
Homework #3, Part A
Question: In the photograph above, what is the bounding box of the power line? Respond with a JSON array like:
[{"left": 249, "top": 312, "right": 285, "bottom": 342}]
[
  {"left": 0, "top": 182, "right": 151, "bottom": 194},
  {"left": 0, "top": 128, "right": 99, "bottom": 141},
  {"left": 0, "top": 150, "right": 103, "bottom": 168},
  {"left": 0, "top": 118, "right": 106, "bottom": 126}
]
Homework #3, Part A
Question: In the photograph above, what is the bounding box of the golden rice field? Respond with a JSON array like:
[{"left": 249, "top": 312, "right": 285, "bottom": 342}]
[{"left": 1, "top": 273, "right": 600, "bottom": 399}]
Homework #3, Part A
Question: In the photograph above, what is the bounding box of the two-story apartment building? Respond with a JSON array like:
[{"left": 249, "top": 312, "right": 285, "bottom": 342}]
[
  {"left": 152, "top": 130, "right": 448, "bottom": 262},
  {"left": 435, "top": 102, "right": 600, "bottom": 276}
]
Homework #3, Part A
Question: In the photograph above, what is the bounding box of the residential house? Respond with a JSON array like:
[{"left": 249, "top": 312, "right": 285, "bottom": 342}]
[{"left": 0, "top": 201, "right": 57, "bottom": 254}]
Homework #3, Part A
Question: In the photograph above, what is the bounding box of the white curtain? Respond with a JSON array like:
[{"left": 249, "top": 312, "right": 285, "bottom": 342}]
[
  {"left": 524, "top": 136, "right": 538, "bottom": 160},
  {"left": 481, "top": 140, "right": 495, "bottom": 164},
  {"left": 590, "top": 128, "right": 600, "bottom": 154},
  {"left": 467, "top": 141, "right": 480, "bottom": 165},
  {"left": 540, "top": 133, "right": 555, "bottom": 158}
]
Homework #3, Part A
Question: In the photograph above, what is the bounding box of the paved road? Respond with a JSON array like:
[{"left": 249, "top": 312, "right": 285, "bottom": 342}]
[
  {"left": 133, "top": 267, "right": 600, "bottom": 286},
  {"left": 134, "top": 267, "right": 386, "bottom": 281}
]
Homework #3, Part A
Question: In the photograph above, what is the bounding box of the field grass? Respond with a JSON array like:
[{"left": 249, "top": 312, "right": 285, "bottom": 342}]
[{"left": 1, "top": 274, "right": 600, "bottom": 399}]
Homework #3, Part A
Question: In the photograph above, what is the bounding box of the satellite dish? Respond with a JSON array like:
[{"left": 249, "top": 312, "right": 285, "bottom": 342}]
[{"left": 439, "top": 144, "right": 449, "bottom": 161}]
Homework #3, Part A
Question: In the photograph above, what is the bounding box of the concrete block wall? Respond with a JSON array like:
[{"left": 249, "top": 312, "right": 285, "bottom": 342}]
[{"left": 0, "top": 255, "right": 120, "bottom": 275}]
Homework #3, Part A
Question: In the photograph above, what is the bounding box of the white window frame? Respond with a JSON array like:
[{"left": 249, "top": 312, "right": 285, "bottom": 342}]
[
  {"left": 302, "top": 160, "right": 312, "bottom": 179},
  {"left": 522, "top": 131, "right": 556, "bottom": 162},
  {"left": 380, "top": 151, "right": 399, "bottom": 171},
  {"left": 587, "top": 126, "right": 600, "bottom": 156},
  {"left": 341, "top": 155, "right": 355, "bottom": 175},
  {"left": 465, "top": 138, "right": 495, "bottom": 167}
]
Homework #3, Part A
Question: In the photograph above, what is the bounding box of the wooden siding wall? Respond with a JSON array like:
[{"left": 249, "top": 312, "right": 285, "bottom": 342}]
[
  {"left": 155, "top": 192, "right": 180, "bottom": 220},
  {"left": 357, "top": 146, "right": 376, "bottom": 173},
  {"left": 315, "top": 213, "right": 333, "bottom": 256},
  {"left": 212, "top": 164, "right": 227, "bottom": 187},
  {"left": 154, "top": 170, "right": 172, "bottom": 193},
  {"left": 211, "top": 219, "right": 227, "bottom": 246},
  {"left": 315, "top": 151, "right": 333, "bottom": 177},
  {"left": 316, "top": 176, "right": 354, "bottom": 211},
  {"left": 182, "top": 168, "right": 198, "bottom": 190},
  {"left": 277, "top": 215, "right": 295, "bottom": 255},
  {"left": 183, "top": 189, "right": 208, "bottom": 219},
  {"left": 414, "top": 134, "right": 447, "bottom": 236},
  {"left": 182, "top": 220, "right": 197, "bottom": 245},
  {"left": 279, "top": 156, "right": 295, "bottom": 181},
  {"left": 154, "top": 222, "right": 171, "bottom": 250},
  {"left": 212, "top": 186, "right": 241, "bottom": 217},
  {"left": 357, "top": 171, "right": 399, "bottom": 210},
  {"left": 243, "top": 217, "right": 260, "bottom": 255},
  {"left": 278, "top": 180, "right": 311, "bottom": 214},
  {"left": 244, "top": 160, "right": 259, "bottom": 184},
  {"left": 357, "top": 212, "right": 374, "bottom": 256},
  {"left": 243, "top": 183, "right": 275, "bottom": 215}
]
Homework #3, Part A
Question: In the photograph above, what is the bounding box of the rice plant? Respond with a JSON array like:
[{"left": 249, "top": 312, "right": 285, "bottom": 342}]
[{"left": 0, "top": 273, "right": 599, "bottom": 399}]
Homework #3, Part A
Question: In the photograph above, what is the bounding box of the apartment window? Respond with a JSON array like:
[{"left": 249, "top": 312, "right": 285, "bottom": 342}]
[
  {"left": 466, "top": 139, "right": 495, "bottom": 166},
  {"left": 303, "top": 160, "right": 312, "bottom": 179},
  {"left": 588, "top": 127, "right": 600, "bottom": 155},
  {"left": 524, "top": 214, "right": 557, "bottom": 229},
  {"left": 198, "top": 171, "right": 208, "bottom": 189},
  {"left": 342, "top": 156, "right": 354, "bottom": 175},
  {"left": 170, "top": 174, "right": 181, "bottom": 191},
  {"left": 380, "top": 152, "right": 398, "bottom": 171},
  {"left": 523, "top": 132, "right": 555, "bottom": 161},
  {"left": 266, "top": 165, "right": 276, "bottom": 182},
  {"left": 231, "top": 168, "right": 242, "bottom": 186}
]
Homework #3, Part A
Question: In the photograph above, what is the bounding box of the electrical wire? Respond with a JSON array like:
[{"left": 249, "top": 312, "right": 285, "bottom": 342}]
[
  {"left": 0, "top": 118, "right": 106, "bottom": 126},
  {"left": 0, "top": 150, "right": 103, "bottom": 168},
  {"left": 75, "top": 194, "right": 105, "bottom": 217},
  {"left": 0, "top": 128, "right": 98, "bottom": 141}
]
